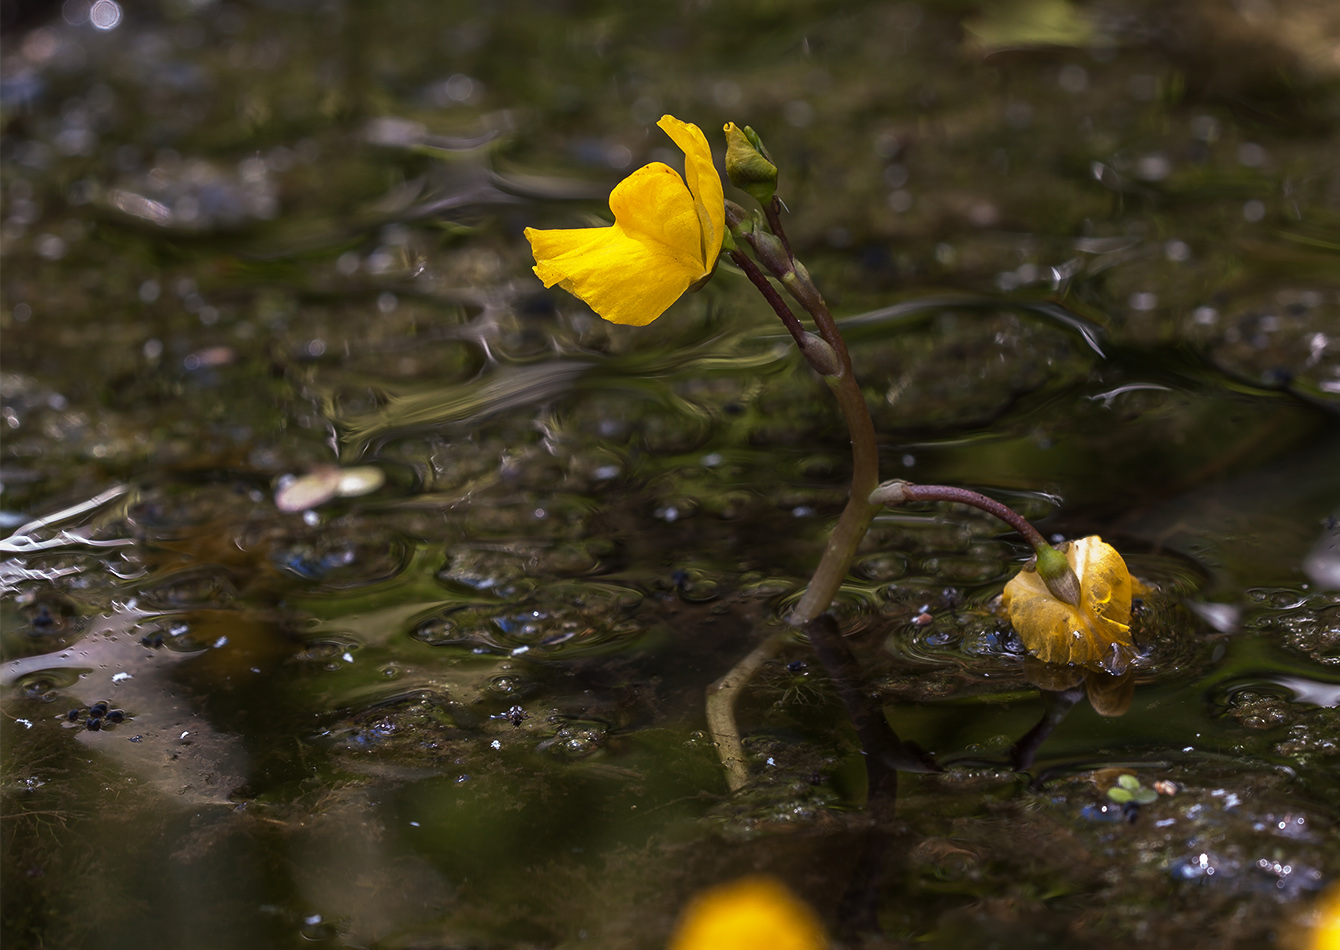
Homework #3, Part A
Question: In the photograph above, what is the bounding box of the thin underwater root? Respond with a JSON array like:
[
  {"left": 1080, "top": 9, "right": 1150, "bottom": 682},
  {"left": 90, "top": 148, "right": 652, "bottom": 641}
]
[{"left": 705, "top": 628, "right": 789, "bottom": 792}]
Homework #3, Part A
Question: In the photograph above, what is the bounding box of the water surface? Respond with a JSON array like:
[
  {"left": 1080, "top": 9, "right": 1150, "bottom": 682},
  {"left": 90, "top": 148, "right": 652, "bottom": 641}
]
[{"left": 3, "top": 2, "right": 1339, "bottom": 947}]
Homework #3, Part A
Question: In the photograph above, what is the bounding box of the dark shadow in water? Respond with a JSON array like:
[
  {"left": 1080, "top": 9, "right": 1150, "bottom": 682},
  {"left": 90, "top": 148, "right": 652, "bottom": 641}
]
[
  {"left": 804, "top": 614, "right": 939, "bottom": 940},
  {"left": 1011, "top": 658, "right": 1135, "bottom": 778}
]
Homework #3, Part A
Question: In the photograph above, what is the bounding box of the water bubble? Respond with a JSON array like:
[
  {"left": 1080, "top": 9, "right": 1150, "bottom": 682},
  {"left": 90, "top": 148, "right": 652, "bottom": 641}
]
[
  {"left": 139, "top": 567, "right": 236, "bottom": 610},
  {"left": 537, "top": 718, "right": 607, "bottom": 760},
  {"left": 296, "top": 637, "right": 362, "bottom": 671},
  {"left": 444, "top": 73, "right": 477, "bottom": 102},
  {"left": 713, "top": 81, "right": 742, "bottom": 108},
  {"left": 1058, "top": 64, "right": 1088, "bottom": 93},
  {"left": 62, "top": 0, "right": 90, "bottom": 25},
  {"left": 274, "top": 530, "right": 409, "bottom": 590},
  {"left": 1237, "top": 142, "right": 1267, "bottom": 167},
  {"left": 1136, "top": 154, "right": 1171, "bottom": 181},
  {"left": 487, "top": 675, "right": 522, "bottom": 694},
  {"left": 35, "top": 234, "right": 67, "bottom": 259},
  {"left": 1191, "top": 115, "right": 1220, "bottom": 142},
  {"left": 674, "top": 569, "right": 723, "bottom": 603},
  {"left": 1164, "top": 239, "right": 1191, "bottom": 262},
  {"left": 90, "top": 0, "right": 122, "bottom": 30},
  {"left": 783, "top": 100, "right": 814, "bottom": 127}
]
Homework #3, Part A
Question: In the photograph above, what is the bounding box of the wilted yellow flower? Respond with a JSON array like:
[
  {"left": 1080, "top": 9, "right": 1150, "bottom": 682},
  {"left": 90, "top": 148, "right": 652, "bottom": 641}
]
[
  {"left": 669, "top": 876, "right": 826, "bottom": 950},
  {"left": 525, "top": 115, "right": 725, "bottom": 326},
  {"left": 1002, "top": 535, "right": 1137, "bottom": 673}
]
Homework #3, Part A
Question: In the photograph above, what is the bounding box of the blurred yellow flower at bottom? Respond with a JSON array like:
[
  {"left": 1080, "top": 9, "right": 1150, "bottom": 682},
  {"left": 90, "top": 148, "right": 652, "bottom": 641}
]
[
  {"left": 1305, "top": 882, "right": 1340, "bottom": 950},
  {"left": 669, "top": 876, "right": 826, "bottom": 950}
]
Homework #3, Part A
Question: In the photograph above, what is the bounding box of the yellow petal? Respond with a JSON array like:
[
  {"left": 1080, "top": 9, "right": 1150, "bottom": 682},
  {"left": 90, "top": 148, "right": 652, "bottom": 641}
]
[
  {"left": 525, "top": 116, "right": 724, "bottom": 326},
  {"left": 1002, "top": 536, "right": 1136, "bottom": 672},
  {"left": 1083, "top": 668, "right": 1135, "bottom": 717},
  {"left": 657, "top": 114, "right": 725, "bottom": 269},
  {"left": 608, "top": 160, "right": 709, "bottom": 274},
  {"left": 525, "top": 165, "right": 705, "bottom": 326},
  {"left": 669, "top": 877, "right": 826, "bottom": 950}
]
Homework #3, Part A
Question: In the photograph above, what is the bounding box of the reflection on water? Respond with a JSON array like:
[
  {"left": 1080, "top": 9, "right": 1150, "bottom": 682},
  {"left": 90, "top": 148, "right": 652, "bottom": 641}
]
[{"left": 3, "top": 0, "right": 1340, "bottom": 947}]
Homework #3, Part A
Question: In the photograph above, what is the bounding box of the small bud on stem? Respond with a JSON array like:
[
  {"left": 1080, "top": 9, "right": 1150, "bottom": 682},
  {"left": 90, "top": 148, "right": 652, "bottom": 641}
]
[
  {"left": 800, "top": 333, "right": 841, "bottom": 377},
  {"left": 724, "top": 122, "right": 779, "bottom": 206}
]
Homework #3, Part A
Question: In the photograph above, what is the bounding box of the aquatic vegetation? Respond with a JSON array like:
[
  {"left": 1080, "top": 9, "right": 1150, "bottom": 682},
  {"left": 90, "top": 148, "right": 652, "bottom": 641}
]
[
  {"left": 669, "top": 876, "right": 826, "bottom": 950},
  {"left": 524, "top": 115, "right": 1144, "bottom": 788},
  {"left": 1105, "top": 772, "right": 1158, "bottom": 806},
  {"left": 525, "top": 115, "right": 725, "bottom": 326},
  {"left": 7, "top": 5, "right": 1338, "bottom": 944}
]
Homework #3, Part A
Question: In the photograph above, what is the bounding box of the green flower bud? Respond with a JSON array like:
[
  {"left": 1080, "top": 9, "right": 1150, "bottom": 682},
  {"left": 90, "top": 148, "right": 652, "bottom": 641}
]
[
  {"left": 1034, "top": 542, "right": 1082, "bottom": 608},
  {"left": 724, "top": 122, "right": 778, "bottom": 206}
]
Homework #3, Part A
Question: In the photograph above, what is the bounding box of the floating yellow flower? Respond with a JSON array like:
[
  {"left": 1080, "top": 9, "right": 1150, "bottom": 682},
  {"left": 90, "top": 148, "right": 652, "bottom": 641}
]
[
  {"left": 1002, "top": 535, "right": 1137, "bottom": 674},
  {"left": 668, "top": 876, "right": 826, "bottom": 950},
  {"left": 525, "top": 115, "right": 725, "bottom": 326}
]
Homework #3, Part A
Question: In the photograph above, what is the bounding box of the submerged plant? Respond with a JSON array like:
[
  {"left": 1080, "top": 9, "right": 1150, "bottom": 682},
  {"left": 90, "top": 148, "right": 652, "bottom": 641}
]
[
  {"left": 1106, "top": 773, "right": 1158, "bottom": 806},
  {"left": 525, "top": 115, "right": 1142, "bottom": 789}
]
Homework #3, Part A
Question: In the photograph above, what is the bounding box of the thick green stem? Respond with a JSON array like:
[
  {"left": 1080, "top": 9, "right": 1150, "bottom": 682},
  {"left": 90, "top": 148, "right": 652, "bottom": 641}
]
[
  {"left": 710, "top": 196, "right": 885, "bottom": 789},
  {"left": 730, "top": 203, "right": 879, "bottom": 611},
  {"left": 788, "top": 369, "right": 881, "bottom": 625}
]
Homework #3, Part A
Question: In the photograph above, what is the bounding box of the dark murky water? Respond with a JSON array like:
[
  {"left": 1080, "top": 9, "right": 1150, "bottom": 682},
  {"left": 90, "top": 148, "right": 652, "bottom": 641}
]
[{"left": 3, "top": 2, "right": 1339, "bottom": 947}]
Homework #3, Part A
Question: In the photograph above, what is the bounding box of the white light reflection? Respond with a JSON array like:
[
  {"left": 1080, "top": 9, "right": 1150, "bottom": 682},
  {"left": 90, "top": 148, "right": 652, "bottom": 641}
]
[
  {"left": 90, "top": 0, "right": 122, "bottom": 31},
  {"left": 107, "top": 189, "right": 171, "bottom": 226}
]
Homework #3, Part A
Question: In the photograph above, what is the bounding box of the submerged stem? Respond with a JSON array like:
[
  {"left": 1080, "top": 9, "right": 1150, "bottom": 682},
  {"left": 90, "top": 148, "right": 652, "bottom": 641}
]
[
  {"left": 708, "top": 212, "right": 885, "bottom": 788},
  {"left": 788, "top": 370, "right": 880, "bottom": 625},
  {"left": 705, "top": 628, "right": 789, "bottom": 792}
]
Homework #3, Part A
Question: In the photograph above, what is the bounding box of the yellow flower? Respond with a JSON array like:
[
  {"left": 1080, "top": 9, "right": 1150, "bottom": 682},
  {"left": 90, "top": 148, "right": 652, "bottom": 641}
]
[
  {"left": 668, "top": 876, "right": 826, "bottom": 950},
  {"left": 1303, "top": 882, "right": 1340, "bottom": 950},
  {"left": 1002, "top": 535, "right": 1137, "bottom": 674},
  {"left": 525, "top": 115, "right": 725, "bottom": 326}
]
